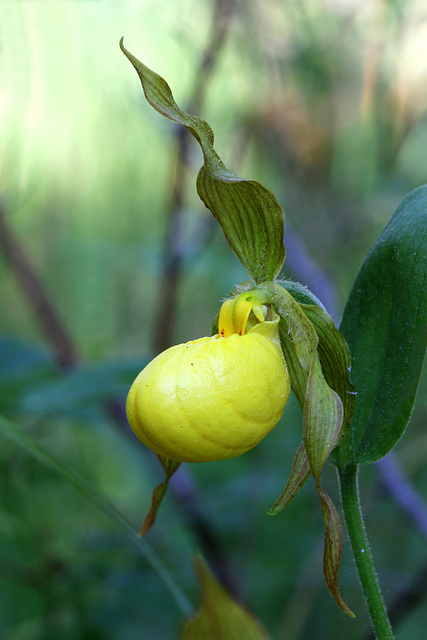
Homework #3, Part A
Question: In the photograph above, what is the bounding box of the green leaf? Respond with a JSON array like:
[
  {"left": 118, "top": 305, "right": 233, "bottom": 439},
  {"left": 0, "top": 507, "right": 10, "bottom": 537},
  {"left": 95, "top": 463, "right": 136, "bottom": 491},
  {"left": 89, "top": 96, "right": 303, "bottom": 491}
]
[
  {"left": 179, "top": 558, "right": 270, "bottom": 640},
  {"left": 0, "top": 415, "right": 192, "bottom": 617},
  {"left": 120, "top": 39, "right": 286, "bottom": 283},
  {"left": 336, "top": 185, "right": 427, "bottom": 466}
]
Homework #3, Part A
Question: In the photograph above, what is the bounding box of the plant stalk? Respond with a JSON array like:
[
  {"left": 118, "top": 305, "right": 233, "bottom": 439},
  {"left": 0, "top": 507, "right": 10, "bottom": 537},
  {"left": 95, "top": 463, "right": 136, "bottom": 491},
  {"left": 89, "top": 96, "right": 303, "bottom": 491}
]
[{"left": 339, "top": 463, "right": 394, "bottom": 640}]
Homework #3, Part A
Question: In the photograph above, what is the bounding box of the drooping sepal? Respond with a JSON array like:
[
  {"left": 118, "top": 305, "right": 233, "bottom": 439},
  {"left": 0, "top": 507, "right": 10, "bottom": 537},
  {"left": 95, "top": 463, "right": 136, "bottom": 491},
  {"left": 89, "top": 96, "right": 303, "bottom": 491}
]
[
  {"left": 318, "top": 485, "right": 355, "bottom": 617},
  {"left": 139, "top": 455, "right": 181, "bottom": 536},
  {"left": 267, "top": 442, "right": 311, "bottom": 515},
  {"left": 259, "top": 281, "right": 353, "bottom": 615}
]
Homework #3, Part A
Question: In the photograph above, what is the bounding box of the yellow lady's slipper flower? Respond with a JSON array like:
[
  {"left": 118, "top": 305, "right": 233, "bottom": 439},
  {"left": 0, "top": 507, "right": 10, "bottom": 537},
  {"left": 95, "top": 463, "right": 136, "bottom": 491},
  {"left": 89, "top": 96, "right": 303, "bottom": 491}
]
[{"left": 126, "top": 293, "right": 290, "bottom": 462}]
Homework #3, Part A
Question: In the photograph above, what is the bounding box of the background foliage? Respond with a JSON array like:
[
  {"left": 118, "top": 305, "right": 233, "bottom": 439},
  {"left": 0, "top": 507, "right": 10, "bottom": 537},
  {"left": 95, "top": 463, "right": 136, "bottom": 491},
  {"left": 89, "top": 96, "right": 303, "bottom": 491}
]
[{"left": 1, "top": 1, "right": 426, "bottom": 639}]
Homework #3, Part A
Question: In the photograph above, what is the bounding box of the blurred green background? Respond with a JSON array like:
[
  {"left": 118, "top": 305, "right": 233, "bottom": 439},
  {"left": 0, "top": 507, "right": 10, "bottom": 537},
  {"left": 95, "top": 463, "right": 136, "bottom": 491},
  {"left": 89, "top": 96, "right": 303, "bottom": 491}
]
[{"left": 1, "top": 0, "right": 426, "bottom": 638}]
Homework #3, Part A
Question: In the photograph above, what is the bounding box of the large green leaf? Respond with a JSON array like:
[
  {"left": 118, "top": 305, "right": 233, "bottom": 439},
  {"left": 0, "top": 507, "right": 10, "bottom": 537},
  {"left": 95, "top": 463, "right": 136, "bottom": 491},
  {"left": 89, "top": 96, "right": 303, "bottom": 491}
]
[
  {"left": 120, "top": 39, "right": 286, "bottom": 283},
  {"left": 336, "top": 185, "right": 427, "bottom": 466},
  {"left": 179, "top": 558, "right": 270, "bottom": 640}
]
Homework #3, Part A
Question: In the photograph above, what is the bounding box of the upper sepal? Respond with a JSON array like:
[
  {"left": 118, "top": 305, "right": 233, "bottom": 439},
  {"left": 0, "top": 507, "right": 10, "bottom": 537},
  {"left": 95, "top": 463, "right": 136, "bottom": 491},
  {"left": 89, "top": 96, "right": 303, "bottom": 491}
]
[{"left": 120, "top": 39, "right": 286, "bottom": 283}]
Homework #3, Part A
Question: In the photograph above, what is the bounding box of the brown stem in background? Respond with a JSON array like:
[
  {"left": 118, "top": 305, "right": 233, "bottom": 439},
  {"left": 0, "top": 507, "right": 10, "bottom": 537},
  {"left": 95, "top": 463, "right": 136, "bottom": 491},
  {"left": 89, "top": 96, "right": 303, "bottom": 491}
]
[
  {"left": 153, "top": 0, "right": 237, "bottom": 353},
  {"left": 0, "top": 197, "right": 79, "bottom": 369}
]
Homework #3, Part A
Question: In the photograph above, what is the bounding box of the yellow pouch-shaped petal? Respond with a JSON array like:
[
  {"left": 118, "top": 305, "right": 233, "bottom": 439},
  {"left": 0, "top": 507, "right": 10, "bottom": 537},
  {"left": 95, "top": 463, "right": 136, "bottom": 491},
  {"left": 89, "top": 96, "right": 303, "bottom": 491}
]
[{"left": 126, "top": 296, "right": 290, "bottom": 462}]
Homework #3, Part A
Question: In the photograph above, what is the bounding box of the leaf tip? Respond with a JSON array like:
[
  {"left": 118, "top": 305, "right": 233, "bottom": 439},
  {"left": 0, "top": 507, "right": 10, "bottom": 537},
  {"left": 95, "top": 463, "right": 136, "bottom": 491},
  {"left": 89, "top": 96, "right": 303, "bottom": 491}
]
[
  {"left": 337, "top": 597, "right": 356, "bottom": 618},
  {"left": 119, "top": 37, "right": 133, "bottom": 63}
]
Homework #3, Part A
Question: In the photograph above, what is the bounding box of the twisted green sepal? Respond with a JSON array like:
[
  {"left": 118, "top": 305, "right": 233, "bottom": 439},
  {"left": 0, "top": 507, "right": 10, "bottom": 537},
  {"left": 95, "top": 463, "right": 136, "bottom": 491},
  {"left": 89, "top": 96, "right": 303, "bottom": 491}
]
[
  {"left": 120, "top": 39, "right": 286, "bottom": 283},
  {"left": 139, "top": 456, "right": 181, "bottom": 536},
  {"left": 260, "top": 282, "right": 355, "bottom": 617}
]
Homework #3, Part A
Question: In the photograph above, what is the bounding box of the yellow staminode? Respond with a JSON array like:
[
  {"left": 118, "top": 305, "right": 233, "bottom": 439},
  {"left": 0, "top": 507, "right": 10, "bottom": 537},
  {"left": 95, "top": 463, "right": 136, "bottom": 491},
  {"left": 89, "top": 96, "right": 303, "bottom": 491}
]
[{"left": 126, "top": 292, "right": 290, "bottom": 462}]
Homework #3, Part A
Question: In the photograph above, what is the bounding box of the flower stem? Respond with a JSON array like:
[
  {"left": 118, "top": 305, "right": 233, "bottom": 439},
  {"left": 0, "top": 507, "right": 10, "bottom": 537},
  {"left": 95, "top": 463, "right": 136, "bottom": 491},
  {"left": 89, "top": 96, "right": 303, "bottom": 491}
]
[{"left": 338, "top": 463, "right": 394, "bottom": 639}]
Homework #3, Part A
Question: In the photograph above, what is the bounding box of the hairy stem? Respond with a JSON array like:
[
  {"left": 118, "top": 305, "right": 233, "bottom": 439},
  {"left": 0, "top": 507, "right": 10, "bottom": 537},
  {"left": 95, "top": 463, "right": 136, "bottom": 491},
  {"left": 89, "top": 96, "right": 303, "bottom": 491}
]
[{"left": 339, "top": 463, "right": 394, "bottom": 640}]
